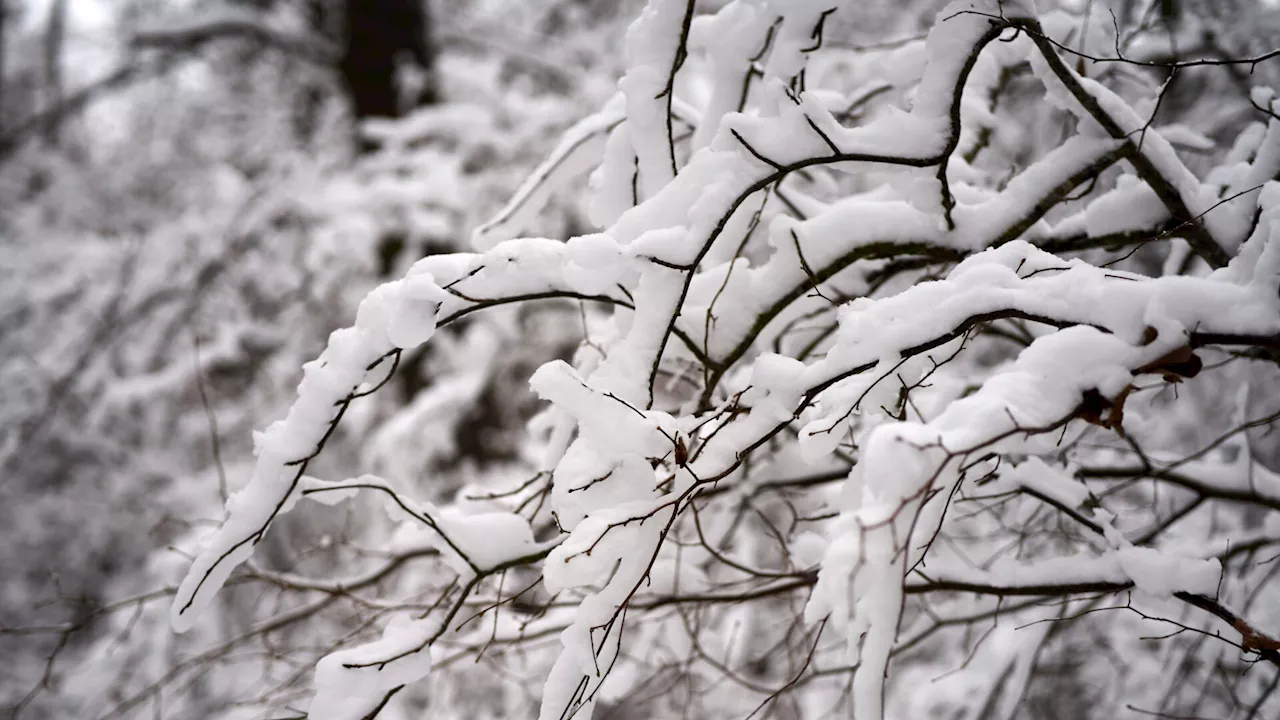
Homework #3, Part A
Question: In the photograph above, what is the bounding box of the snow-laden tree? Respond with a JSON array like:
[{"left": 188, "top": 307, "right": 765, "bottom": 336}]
[
  {"left": 0, "top": 3, "right": 638, "bottom": 717},
  {"left": 170, "top": 0, "right": 1280, "bottom": 718},
  {"left": 13, "top": 0, "right": 1280, "bottom": 718}
]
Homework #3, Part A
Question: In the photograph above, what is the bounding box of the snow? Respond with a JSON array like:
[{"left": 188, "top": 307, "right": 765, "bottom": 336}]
[
  {"left": 308, "top": 613, "right": 442, "bottom": 720},
  {"left": 1084, "top": 176, "right": 1169, "bottom": 238},
  {"left": 621, "top": 0, "right": 693, "bottom": 199},
  {"left": 687, "top": 1, "right": 774, "bottom": 153},
  {"left": 1001, "top": 457, "right": 1092, "bottom": 508},
  {"left": 1117, "top": 547, "right": 1221, "bottom": 599}
]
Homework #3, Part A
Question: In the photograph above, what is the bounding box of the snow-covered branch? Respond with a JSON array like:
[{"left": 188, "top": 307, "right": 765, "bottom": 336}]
[{"left": 145, "top": 1, "right": 1280, "bottom": 718}]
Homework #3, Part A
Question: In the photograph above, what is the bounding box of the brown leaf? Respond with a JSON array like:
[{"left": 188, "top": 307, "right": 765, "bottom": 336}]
[
  {"left": 1105, "top": 385, "right": 1134, "bottom": 438},
  {"left": 1137, "top": 345, "right": 1202, "bottom": 379},
  {"left": 1077, "top": 388, "right": 1112, "bottom": 426},
  {"left": 1076, "top": 386, "right": 1133, "bottom": 437}
]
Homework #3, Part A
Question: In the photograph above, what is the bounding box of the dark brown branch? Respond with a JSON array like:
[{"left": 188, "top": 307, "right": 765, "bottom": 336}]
[
  {"left": 1012, "top": 17, "right": 1232, "bottom": 268},
  {"left": 131, "top": 16, "right": 338, "bottom": 64}
]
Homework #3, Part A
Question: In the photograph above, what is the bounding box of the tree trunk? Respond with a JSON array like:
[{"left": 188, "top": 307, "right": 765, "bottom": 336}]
[
  {"left": 42, "top": 0, "right": 65, "bottom": 144},
  {"left": 1, "top": 1, "right": 7, "bottom": 131},
  {"left": 338, "top": 0, "right": 437, "bottom": 125}
]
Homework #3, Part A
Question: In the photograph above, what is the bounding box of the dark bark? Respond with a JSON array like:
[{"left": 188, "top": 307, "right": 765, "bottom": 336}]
[
  {"left": 42, "top": 0, "right": 65, "bottom": 143},
  {"left": 0, "top": 1, "right": 7, "bottom": 129},
  {"left": 338, "top": 0, "right": 437, "bottom": 124}
]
